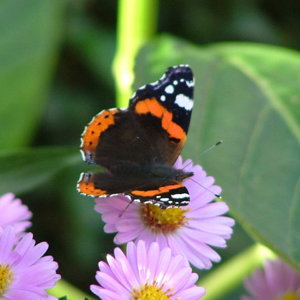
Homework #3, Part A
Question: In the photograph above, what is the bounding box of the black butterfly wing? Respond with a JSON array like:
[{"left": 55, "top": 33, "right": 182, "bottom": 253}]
[
  {"left": 78, "top": 65, "right": 194, "bottom": 202},
  {"left": 129, "top": 64, "right": 194, "bottom": 165},
  {"left": 78, "top": 172, "right": 191, "bottom": 208},
  {"left": 80, "top": 65, "right": 194, "bottom": 168}
]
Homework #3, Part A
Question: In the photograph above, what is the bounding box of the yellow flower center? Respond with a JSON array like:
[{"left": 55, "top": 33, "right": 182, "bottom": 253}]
[
  {"left": 132, "top": 282, "right": 175, "bottom": 300},
  {"left": 140, "top": 204, "right": 189, "bottom": 233},
  {"left": 277, "top": 289, "right": 300, "bottom": 300},
  {"left": 0, "top": 263, "right": 14, "bottom": 297}
]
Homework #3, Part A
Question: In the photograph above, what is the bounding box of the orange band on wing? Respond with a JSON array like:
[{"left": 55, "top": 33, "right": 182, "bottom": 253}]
[
  {"left": 131, "top": 184, "right": 183, "bottom": 197},
  {"left": 135, "top": 98, "right": 186, "bottom": 143},
  {"left": 81, "top": 109, "right": 120, "bottom": 153},
  {"left": 77, "top": 173, "right": 107, "bottom": 197}
]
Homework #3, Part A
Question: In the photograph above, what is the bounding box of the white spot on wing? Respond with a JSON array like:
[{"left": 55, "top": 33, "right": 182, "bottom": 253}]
[
  {"left": 80, "top": 149, "right": 86, "bottom": 161},
  {"left": 171, "top": 193, "right": 189, "bottom": 199},
  {"left": 186, "top": 80, "right": 194, "bottom": 88},
  {"left": 160, "top": 73, "right": 166, "bottom": 80},
  {"left": 165, "top": 85, "right": 174, "bottom": 94},
  {"left": 150, "top": 80, "right": 159, "bottom": 86},
  {"left": 181, "top": 201, "right": 189, "bottom": 204},
  {"left": 160, "top": 95, "right": 166, "bottom": 101},
  {"left": 159, "top": 198, "right": 169, "bottom": 202},
  {"left": 175, "top": 94, "right": 193, "bottom": 110}
]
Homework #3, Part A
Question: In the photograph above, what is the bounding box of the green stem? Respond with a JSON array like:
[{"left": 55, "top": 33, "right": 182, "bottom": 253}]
[
  {"left": 50, "top": 3, "right": 159, "bottom": 298},
  {"left": 113, "top": 0, "right": 158, "bottom": 107},
  {"left": 48, "top": 279, "right": 96, "bottom": 300},
  {"left": 199, "top": 244, "right": 275, "bottom": 300}
]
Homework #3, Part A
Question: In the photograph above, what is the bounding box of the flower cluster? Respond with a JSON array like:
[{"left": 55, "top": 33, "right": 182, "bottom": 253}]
[
  {"left": 0, "top": 193, "right": 60, "bottom": 300},
  {"left": 242, "top": 258, "right": 300, "bottom": 300},
  {"left": 91, "top": 157, "right": 235, "bottom": 299},
  {"left": 91, "top": 240, "right": 205, "bottom": 300},
  {"left": 2, "top": 158, "right": 296, "bottom": 300}
]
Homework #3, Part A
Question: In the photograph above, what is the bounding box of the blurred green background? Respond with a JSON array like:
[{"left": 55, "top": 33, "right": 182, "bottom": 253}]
[{"left": 0, "top": 0, "right": 299, "bottom": 298}]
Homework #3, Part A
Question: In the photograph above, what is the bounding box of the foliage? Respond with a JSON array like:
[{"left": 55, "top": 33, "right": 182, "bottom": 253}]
[
  {"left": 0, "top": 0, "right": 299, "bottom": 299},
  {"left": 135, "top": 38, "right": 300, "bottom": 269}
]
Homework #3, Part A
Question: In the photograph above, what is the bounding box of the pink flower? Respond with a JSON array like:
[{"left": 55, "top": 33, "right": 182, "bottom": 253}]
[
  {"left": 0, "top": 226, "right": 61, "bottom": 300},
  {"left": 91, "top": 240, "right": 205, "bottom": 300},
  {"left": 0, "top": 193, "right": 32, "bottom": 234},
  {"left": 242, "top": 258, "right": 300, "bottom": 300},
  {"left": 95, "top": 157, "right": 234, "bottom": 269}
]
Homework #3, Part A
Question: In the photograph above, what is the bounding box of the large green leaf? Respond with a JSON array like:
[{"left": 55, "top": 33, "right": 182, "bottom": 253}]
[
  {"left": 135, "top": 37, "right": 300, "bottom": 267},
  {"left": 0, "top": 147, "right": 80, "bottom": 195},
  {"left": 0, "top": 0, "right": 66, "bottom": 149}
]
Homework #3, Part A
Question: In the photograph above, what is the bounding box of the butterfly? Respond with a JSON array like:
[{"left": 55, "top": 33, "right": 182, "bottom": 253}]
[{"left": 77, "top": 65, "right": 195, "bottom": 208}]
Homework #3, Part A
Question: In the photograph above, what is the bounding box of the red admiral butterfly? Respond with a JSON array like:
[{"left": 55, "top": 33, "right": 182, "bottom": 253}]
[{"left": 78, "top": 65, "right": 195, "bottom": 208}]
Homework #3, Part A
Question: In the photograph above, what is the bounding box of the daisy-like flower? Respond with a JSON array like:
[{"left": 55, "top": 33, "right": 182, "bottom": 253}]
[
  {"left": 95, "top": 156, "right": 234, "bottom": 269},
  {"left": 242, "top": 258, "right": 300, "bottom": 300},
  {"left": 0, "top": 226, "right": 61, "bottom": 300},
  {"left": 0, "top": 193, "right": 32, "bottom": 234},
  {"left": 91, "top": 240, "right": 205, "bottom": 300}
]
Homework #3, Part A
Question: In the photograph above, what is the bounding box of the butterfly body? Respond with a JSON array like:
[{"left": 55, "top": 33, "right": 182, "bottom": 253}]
[{"left": 78, "top": 65, "right": 195, "bottom": 208}]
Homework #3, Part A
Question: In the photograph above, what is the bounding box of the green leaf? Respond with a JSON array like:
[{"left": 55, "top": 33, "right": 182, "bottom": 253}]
[
  {"left": 135, "top": 36, "right": 300, "bottom": 267},
  {"left": 0, "top": 0, "right": 66, "bottom": 149},
  {"left": 49, "top": 279, "right": 95, "bottom": 300},
  {"left": 0, "top": 147, "right": 80, "bottom": 195}
]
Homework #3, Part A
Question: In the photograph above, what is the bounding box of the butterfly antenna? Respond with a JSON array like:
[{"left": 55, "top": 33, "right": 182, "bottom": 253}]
[
  {"left": 189, "top": 177, "right": 221, "bottom": 198},
  {"left": 200, "top": 140, "right": 223, "bottom": 155},
  {"left": 182, "top": 140, "right": 223, "bottom": 171},
  {"left": 118, "top": 197, "right": 135, "bottom": 218},
  {"left": 192, "top": 140, "right": 223, "bottom": 198}
]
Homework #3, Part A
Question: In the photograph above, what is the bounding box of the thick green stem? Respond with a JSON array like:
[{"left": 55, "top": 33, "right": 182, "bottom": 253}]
[
  {"left": 200, "top": 244, "right": 275, "bottom": 299},
  {"left": 113, "top": 0, "right": 158, "bottom": 107},
  {"left": 48, "top": 279, "right": 96, "bottom": 300}
]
